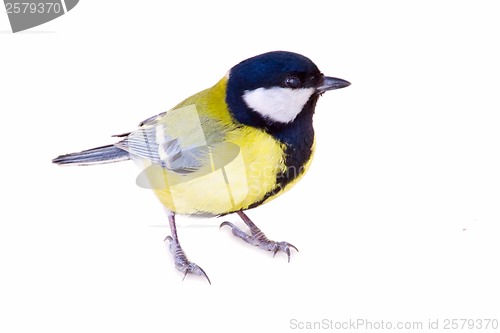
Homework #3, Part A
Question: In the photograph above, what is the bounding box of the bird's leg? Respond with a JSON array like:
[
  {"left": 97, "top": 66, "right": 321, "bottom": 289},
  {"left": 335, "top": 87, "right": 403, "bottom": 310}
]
[
  {"left": 164, "top": 211, "right": 211, "bottom": 284},
  {"left": 220, "top": 211, "right": 298, "bottom": 262}
]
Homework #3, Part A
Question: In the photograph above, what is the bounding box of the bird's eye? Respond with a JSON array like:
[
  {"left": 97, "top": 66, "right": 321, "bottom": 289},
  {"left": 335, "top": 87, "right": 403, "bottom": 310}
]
[{"left": 284, "top": 76, "right": 301, "bottom": 89}]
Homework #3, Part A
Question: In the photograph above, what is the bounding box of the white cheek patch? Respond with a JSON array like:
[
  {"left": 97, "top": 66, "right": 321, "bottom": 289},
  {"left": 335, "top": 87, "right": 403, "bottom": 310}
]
[{"left": 242, "top": 87, "right": 315, "bottom": 124}]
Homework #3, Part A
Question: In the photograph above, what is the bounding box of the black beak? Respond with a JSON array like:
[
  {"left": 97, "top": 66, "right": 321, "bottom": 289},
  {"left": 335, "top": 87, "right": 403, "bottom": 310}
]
[{"left": 316, "top": 76, "right": 351, "bottom": 93}]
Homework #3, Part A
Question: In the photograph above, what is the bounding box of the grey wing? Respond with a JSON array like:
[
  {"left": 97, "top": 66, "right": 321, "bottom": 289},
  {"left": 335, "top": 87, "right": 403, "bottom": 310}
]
[
  {"left": 116, "top": 104, "right": 225, "bottom": 174},
  {"left": 117, "top": 127, "right": 208, "bottom": 173},
  {"left": 138, "top": 111, "right": 167, "bottom": 127}
]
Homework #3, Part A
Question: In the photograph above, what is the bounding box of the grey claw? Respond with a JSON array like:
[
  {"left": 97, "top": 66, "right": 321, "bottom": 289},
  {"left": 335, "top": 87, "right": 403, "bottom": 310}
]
[
  {"left": 219, "top": 221, "right": 234, "bottom": 229},
  {"left": 181, "top": 263, "right": 211, "bottom": 285},
  {"left": 222, "top": 220, "right": 298, "bottom": 262},
  {"left": 166, "top": 236, "right": 211, "bottom": 284},
  {"left": 166, "top": 212, "right": 210, "bottom": 284},
  {"left": 271, "top": 242, "right": 299, "bottom": 262}
]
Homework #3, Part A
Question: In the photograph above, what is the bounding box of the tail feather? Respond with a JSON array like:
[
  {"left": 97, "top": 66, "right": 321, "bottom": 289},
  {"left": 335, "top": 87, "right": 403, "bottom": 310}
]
[{"left": 52, "top": 144, "right": 130, "bottom": 166}]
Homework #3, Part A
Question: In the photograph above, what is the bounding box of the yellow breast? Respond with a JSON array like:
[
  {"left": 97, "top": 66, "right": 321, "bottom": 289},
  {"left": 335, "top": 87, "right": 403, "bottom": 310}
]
[{"left": 147, "top": 126, "right": 287, "bottom": 215}]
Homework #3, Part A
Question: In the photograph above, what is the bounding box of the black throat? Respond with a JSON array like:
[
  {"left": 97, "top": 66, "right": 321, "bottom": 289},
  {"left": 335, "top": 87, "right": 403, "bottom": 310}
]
[{"left": 269, "top": 94, "right": 317, "bottom": 188}]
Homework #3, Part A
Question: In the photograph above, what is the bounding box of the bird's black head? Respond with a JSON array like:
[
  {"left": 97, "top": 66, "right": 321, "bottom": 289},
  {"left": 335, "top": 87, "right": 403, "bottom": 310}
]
[{"left": 225, "top": 51, "right": 350, "bottom": 131}]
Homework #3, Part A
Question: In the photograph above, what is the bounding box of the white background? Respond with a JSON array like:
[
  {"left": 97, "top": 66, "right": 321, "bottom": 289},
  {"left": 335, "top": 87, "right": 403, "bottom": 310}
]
[{"left": 1, "top": 1, "right": 499, "bottom": 332}]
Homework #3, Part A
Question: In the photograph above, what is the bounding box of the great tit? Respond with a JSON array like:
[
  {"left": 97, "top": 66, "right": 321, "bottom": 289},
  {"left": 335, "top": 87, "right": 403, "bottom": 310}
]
[{"left": 53, "top": 51, "right": 350, "bottom": 283}]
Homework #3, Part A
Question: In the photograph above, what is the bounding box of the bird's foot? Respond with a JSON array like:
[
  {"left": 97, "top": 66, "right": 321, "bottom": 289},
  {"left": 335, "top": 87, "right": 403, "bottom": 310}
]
[
  {"left": 165, "top": 236, "right": 211, "bottom": 284},
  {"left": 220, "top": 221, "right": 298, "bottom": 262}
]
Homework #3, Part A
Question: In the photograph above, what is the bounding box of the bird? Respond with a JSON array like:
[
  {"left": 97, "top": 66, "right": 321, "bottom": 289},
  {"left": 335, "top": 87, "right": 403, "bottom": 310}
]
[{"left": 53, "top": 51, "right": 350, "bottom": 283}]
